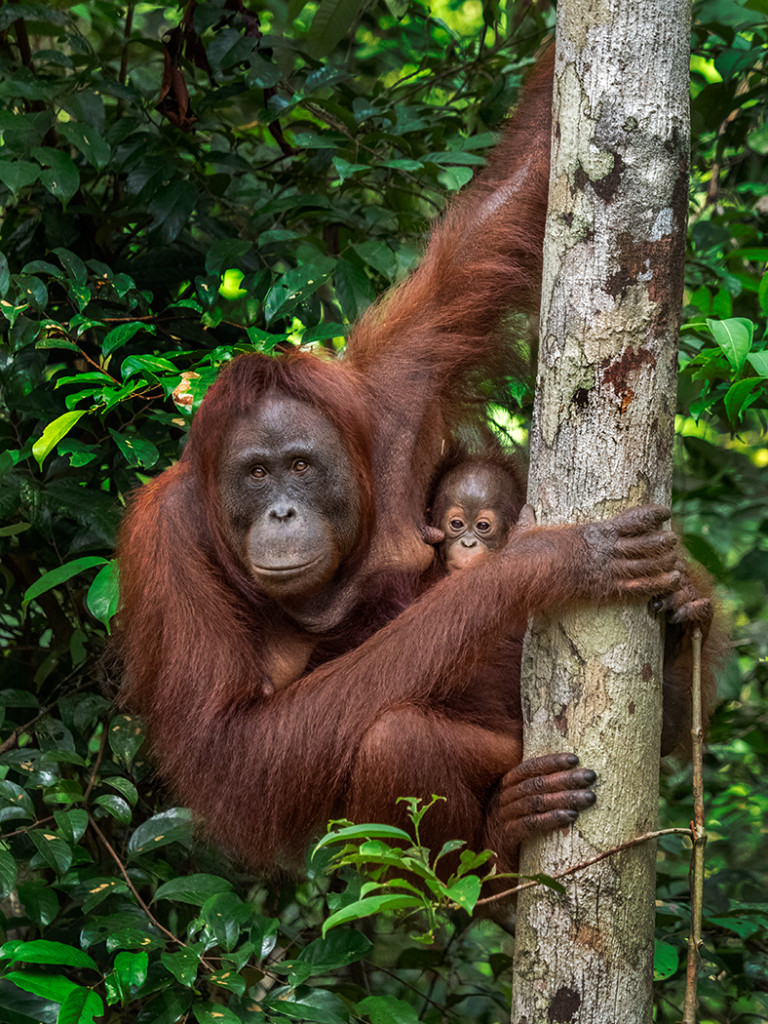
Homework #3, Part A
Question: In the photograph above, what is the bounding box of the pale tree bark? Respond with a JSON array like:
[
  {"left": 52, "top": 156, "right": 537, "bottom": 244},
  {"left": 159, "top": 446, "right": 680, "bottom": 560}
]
[{"left": 510, "top": 4, "right": 690, "bottom": 1023}]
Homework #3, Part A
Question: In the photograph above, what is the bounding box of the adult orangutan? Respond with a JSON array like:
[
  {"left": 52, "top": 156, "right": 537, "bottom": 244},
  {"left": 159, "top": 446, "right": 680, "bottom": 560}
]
[{"left": 117, "top": 55, "right": 697, "bottom": 874}]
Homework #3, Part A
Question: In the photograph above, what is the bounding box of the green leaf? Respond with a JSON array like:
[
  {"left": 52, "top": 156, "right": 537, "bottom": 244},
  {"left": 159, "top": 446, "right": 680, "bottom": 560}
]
[
  {"left": 28, "top": 831, "right": 72, "bottom": 875},
  {"left": 93, "top": 793, "right": 131, "bottom": 824},
  {"left": 86, "top": 560, "right": 120, "bottom": 631},
  {"left": 352, "top": 240, "right": 397, "bottom": 279},
  {"left": 58, "top": 122, "right": 111, "bottom": 170},
  {"left": 723, "top": 377, "right": 763, "bottom": 424},
  {"left": 443, "top": 873, "right": 481, "bottom": 912},
  {"left": 109, "top": 429, "right": 159, "bottom": 469},
  {"left": 193, "top": 1004, "right": 242, "bottom": 1024},
  {"left": 160, "top": 946, "right": 202, "bottom": 987},
  {"left": 205, "top": 970, "right": 246, "bottom": 995},
  {"left": 17, "top": 880, "right": 59, "bottom": 928},
  {"left": 108, "top": 714, "right": 145, "bottom": 766},
  {"left": 148, "top": 180, "right": 198, "bottom": 244},
  {"left": 0, "top": 159, "right": 39, "bottom": 193},
  {"left": 127, "top": 807, "right": 193, "bottom": 856},
  {"left": 53, "top": 809, "right": 88, "bottom": 843},
  {"left": 264, "top": 258, "right": 335, "bottom": 323},
  {"left": 653, "top": 939, "right": 679, "bottom": 980},
  {"left": 0, "top": 940, "right": 97, "bottom": 972},
  {"left": 205, "top": 239, "right": 252, "bottom": 277},
  {"left": 23, "top": 556, "right": 107, "bottom": 608},
  {"left": 706, "top": 317, "right": 753, "bottom": 373},
  {"left": 0, "top": 249, "right": 9, "bottom": 296},
  {"left": 356, "top": 995, "right": 420, "bottom": 1024},
  {"left": 57, "top": 985, "right": 104, "bottom": 1024},
  {"left": 102, "top": 321, "right": 153, "bottom": 356},
  {"left": 155, "top": 874, "right": 233, "bottom": 905},
  {"left": 0, "top": 847, "right": 18, "bottom": 898},
  {"left": 746, "top": 350, "right": 768, "bottom": 377},
  {"left": 322, "top": 894, "right": 420, "bottom": 935},
  {"left": 306, "top": 0, "right": 363, "bottom": 58},
  {"left": 4, "top": 970, "right": 77, "bottom": 1004},
  {"left": 31, "top": 147, "right": 79, "bottom": 206},
  {"left": 32, "top": 410, "right": 87, "bottom": 468},
  {"left": 114, "top": 950, "right": 148, "bottom": 990},
  {"left": 314, "top": 822, "right": 412, "bottom": 855},
  {"left": 291, "top": 929, "right": 372, "bottom": 984},
  {"left": 266, "top": 986, "right": 349, "bottom": 1023}
]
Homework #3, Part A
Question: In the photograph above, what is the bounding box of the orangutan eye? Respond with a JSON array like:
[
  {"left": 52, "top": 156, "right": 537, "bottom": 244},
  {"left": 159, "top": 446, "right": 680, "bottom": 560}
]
[
  {"left": 250, "top": 465, "right": 267, "bottom": 479},
  {"left": 476, "top": 520, "right": 491, "bottom": 532},
  {"left": 449, "top": 518, "right": 464, "bottom": 531},
  {"left": 292, "top": 458, "right": 310, "bottom": 473}
]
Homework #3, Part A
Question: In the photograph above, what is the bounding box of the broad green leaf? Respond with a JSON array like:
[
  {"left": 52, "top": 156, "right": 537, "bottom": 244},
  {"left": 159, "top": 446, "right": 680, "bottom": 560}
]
[
  {"left": 160, "top": 946, "right": 202, "bottom": 987},
  {"left": 653, "top": 939, "right": 679, "bottom": 980},
  {"left": 4, "top": 970, "right": 77, "bottom": 1004},
  {"left": 58, "top": 122, "right": 111, "bottom": 170},
  {"left": 723, "top": 377, "right": 763, "bottom": 424},
  {"left": 114, "top": 950, "right": 148, "bottom": 989},
  {"left": 57, "top": 985, "right": 104, "bottom": 1024},
  {"left": 0, "top": 940, "right": 97, "bottom": 971},
  {"left": 127, "top": 806, "right": 193, "bottom": 856},
  {"left": 32, "top": 410, "right": 87, "bottom": 468},
  {"left": 443, "top": 874, "right": 481, "bottom": 912},
  {"left": 86, "top": 560, "right": 120, "bottom": 631},
  {"left": 321, "top": 894, "right": 420, "bottom": 935},
  {"left": 205, "top": 239, "right": 252, "bottom": 277},
  {"left": 0, "top": 249, "right": 9, "bottom": 296},
  {"left": 264, "top": 257, "right": 335, "bottom": 323},
  {"left": 314, "top": 823, "right": 412, "bottom": 855},
  {"left": 17, "top": 880, "right": 59, "bottom": 927},
  {"left": 102, "top": 321, "right": 153, "bottom": 356},
  {"left": 155, "top": 874, "right": 233, "bottom": 905},
  {"left": 193, "top": 1004, "right": 242, "bottom": 1024},
  {"left": 706, "top": 317, "right": 753, "bottom": 373},
  {"left": 23, "top": 556, "right": 107, "bottom": 607},
  {"left": 0, "top": 159, "right": 39, "bottom": 193},
  {"left": 205, "top": 970, "right": 246, "bottom": 995},
  {"left": 109, "top": 430, "right": 159, "bottom": 469},
  {"left": 93, "top": 793, "right": 131, "bottom": 824},
  {"left": 352, "top": 240, "right": 397, "bottom": 278},
  {"left": 28, "top": 831, "right": 72, "bottom": 875},
  {"left": 306, "top": 0, "right": 363, "bottom": 59},
  {"left": 200, "top": 891, "right": 252, "bottom": 951},
  {"left": 747, "top": 350, "right": 768, "bottom": 377},
  {"left": 108, "top": 714, "right": 144, "bottom": 766},
  {"left": 31, "top": 147, "right": 79, "bottom": 206},
  {"left": 355, "top": 995, "right": 419, "bottom": 1024},
  {"left": 148, "top": 180, "right": 198, "bottom": 244},
  {"left": 292, "top": 929, "right": 373, "bottom": 982},
  {"left": 0, "top": 847, "right": 18, "bottom": 898},
  {"left": 266, "top": 985, "right": 348, "bottom": 1023},
  {"left": 53, "top": 809, "right": 88, "bottom": 843}
]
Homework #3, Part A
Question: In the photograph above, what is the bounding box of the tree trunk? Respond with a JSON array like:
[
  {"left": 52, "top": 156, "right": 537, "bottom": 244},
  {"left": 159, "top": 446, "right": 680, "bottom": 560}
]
[{"left": 510, "top": 4, "right": 690, "bottom": 1023}]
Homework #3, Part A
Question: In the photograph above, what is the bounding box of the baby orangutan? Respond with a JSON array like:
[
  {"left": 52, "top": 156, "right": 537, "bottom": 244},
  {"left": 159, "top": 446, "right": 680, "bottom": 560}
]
[{"left": 430, "top": 456, "right": 525, "bottom": 573}]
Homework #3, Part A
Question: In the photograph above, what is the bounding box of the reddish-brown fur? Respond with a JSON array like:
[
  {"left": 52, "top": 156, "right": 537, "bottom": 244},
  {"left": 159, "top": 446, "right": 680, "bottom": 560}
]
[{"left": 117, "top": 54, "right": 714, "bottom": 875}]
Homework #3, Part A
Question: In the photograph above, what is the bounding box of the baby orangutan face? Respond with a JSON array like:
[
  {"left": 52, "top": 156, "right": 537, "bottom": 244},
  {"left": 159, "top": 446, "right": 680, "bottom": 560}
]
[{"left": 430, "top": 462, "right": 519, "bottom": 573}]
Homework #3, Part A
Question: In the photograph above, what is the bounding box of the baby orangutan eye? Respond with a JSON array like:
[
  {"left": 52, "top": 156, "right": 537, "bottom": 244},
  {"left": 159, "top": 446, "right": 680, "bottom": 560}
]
[
  {"left": 476, "top": 520, "right": 491, "bottom": 532},
  {"left": 449, "top": 518, "right": 464, "bottom": 531}
]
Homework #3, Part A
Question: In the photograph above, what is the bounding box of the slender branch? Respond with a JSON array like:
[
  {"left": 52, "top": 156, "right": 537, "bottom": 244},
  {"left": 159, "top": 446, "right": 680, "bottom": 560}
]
[
  {"left": 89, "top": 815, "right": 214, "bottom": 969},
  {"left": 683, "top": 628, "right": 706, "bottom": 1024},
  {"left": 475, "top": 827, "right": 692, "bottom": 907},
  {"left": 82, "top": 725, "right": 107, "bottom": 804}
]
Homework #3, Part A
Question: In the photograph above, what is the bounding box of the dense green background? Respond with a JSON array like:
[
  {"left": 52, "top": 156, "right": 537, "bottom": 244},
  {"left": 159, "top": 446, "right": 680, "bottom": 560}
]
[{"left": 0, "top": 1, "right": 766, "bottom": 1021}]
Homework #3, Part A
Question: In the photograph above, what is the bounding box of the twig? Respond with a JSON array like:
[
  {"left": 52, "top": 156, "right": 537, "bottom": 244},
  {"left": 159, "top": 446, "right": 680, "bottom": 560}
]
[
  {"left": 89, "top": 815, "right": 214, "bottom": 969},
  {"left": 475, "top": 827, "right": 691, "bottom": 906},
  {"left": 682, "top": 628, "right": 706, "bottom": 1024},
  {"left": 0, "top": 707, "right": 52, "bottom": 754},
  {"left": 82, "top": 726, "right": 107, "bottom": 804}
]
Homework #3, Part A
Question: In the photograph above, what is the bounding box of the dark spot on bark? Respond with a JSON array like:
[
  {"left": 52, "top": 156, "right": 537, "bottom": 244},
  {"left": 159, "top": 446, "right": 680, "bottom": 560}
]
[
  {"left": 548, "top": 986, "right": 581, "bottom": 1023},
  {"left": 642, "top": 662, "right": 653, "bottom": 681},
  {"left": 591, "top": 150, "right": 624, "bottom": 202},
  {"left": 562, "top": 211, "right": 574, "bottom": 230},
  {"left": 600, "top": 346, "right": 656, "bottom": 413},
  {"left": 554, "top": 710, "right": 568, "bottom": 737},
  {"left": 629, "top": 701, "right": 636, "bottom": 715},
  {"left": 555, "top": 122, "right": 561, "bottom": 142},
  {"left": 573, "top": 163, "right": 589, "bottom": 193},
  {"left": 572, "top": 387, "right": 590, "bottom": 410}
]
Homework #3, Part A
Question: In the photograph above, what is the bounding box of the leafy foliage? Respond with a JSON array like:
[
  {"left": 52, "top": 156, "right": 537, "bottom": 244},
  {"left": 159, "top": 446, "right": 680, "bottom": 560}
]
[{"left": 0, "top": 1, "right": 766, "bottom": 1022}]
